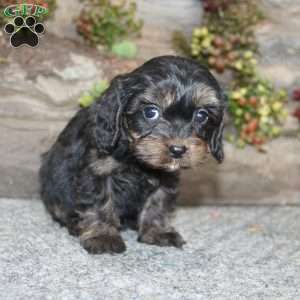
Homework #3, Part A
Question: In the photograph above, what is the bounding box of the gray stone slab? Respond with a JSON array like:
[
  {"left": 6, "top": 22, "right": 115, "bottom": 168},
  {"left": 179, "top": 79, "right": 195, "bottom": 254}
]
[
  {"left": 135, "top": 0, "right": 202, "bottom": 59},
  {"left": 45, "top": 0, "right": 202, "bottom": 60},
  {"left": 257, "top": 1, "right": 300, "bottom": 88},
  {"left": 0, "top": 118, "right": 299, "bottom": 204},
  {"left": 0, "top": 119, "right": 66, "bottom": 199},
  {"left": 0, "top": 198, "right": 300, "bottom": 300},
  {"left": 179, "top": 139, "right": 300, "bottom": 205}
]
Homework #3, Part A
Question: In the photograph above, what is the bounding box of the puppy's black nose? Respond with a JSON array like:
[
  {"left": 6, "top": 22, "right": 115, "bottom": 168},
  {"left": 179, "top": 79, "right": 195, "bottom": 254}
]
[{"left": 169, "top": 145, "right": 187, "bottom": 158}]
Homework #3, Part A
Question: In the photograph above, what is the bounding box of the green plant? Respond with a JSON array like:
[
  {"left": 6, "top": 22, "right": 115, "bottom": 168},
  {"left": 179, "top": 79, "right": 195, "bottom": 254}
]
[
  {"left": 228, "top": 80, "right": 287, "bottom": 147},
  {"left": 79, "top": 79, "right": 109, "bottom": 107},
  {"left": 76, "top": 0, "right": 143, "bottom": 49},
  {"left": 176, "top": 0, "right": 288, "bottom": 148},
  {"left": 111, "top": 40, "right": 137, "bottom": 58}
]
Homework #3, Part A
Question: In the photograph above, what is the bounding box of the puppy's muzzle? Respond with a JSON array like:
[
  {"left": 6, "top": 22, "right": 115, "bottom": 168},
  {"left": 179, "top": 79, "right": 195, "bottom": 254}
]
[{"left": 168, "top": 145, "right": 187, "bottom": 159}]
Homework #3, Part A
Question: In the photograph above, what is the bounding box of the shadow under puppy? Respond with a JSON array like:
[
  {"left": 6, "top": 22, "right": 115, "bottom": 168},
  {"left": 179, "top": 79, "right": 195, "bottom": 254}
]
[{"left": 40, "top": 56, "right": 226, "bottom": 254}]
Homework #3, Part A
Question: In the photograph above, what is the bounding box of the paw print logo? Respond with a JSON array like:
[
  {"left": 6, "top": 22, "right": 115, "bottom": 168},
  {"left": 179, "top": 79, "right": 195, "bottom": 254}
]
[{"left": 4, "top": 16, "right": 45, "bottom": 48}]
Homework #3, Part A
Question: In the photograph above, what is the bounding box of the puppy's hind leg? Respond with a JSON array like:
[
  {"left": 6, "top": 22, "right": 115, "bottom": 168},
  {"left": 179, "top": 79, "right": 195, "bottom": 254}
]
[{"left": 138, "top": 187, "right": 186, "bottom": 248}]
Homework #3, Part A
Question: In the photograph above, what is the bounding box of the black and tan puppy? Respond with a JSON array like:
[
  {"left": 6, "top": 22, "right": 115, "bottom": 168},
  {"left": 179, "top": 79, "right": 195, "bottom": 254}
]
[{"left": 40, "top": 56, "right": 226, "bottom": 254}]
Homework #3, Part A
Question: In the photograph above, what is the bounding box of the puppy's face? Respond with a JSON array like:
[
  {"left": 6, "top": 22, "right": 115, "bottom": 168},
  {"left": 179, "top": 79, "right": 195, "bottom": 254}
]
[
  {"left": 125, "top": 75, "right": 224, "bottom": 172},
  {"left": 93, "top": 56, "right": 225, "bottom": 171}
]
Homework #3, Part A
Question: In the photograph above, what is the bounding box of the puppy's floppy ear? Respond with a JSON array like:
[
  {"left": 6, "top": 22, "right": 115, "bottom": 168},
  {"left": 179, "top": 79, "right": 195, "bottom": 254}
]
[
  {"left": 91, "top": 75, "right": 131, "bottom": 154},
  {"left": 208, "top": 93, "right": 227, "bottom": 163},
  {"left": 208, "top": 89, "right": 228, "bottom": 163},
  {"left": 209, "top": 114, "right": 225, "bottom": 163}
]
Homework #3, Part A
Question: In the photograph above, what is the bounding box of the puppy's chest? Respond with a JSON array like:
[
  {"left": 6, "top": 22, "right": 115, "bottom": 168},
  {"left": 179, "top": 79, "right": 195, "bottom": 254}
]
[
  {"left": 112, "top": 165, "right": 159, "bottom": 199},
  {"left": 90, "top": 155, "right": 159, "bottom": 200}
]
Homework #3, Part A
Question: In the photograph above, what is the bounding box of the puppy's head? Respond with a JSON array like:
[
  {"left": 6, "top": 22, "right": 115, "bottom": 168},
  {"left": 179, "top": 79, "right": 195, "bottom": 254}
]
[{"left": 92, "top": 56, "right": 226, "bottom": 172}]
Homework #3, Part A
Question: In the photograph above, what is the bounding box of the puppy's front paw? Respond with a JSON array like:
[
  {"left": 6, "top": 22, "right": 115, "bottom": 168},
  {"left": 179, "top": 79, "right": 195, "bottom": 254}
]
[
  {"left": 138, "top": 227, "right": 186, "bottom": 248},
  {"left": 81, "top": 232, "right": 126, "bottom": 254}
]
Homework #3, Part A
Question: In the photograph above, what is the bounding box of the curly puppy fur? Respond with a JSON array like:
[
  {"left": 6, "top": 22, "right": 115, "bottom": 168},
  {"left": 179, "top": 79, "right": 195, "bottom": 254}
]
[{"left": 39, "top": 56, "right": 226, "bottom": 254}]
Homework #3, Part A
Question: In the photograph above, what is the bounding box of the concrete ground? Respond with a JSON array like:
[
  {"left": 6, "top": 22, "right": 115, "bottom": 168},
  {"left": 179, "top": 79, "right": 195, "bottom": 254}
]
[{"left": 0, "top": 198, "right": 299, "bottom": 300}]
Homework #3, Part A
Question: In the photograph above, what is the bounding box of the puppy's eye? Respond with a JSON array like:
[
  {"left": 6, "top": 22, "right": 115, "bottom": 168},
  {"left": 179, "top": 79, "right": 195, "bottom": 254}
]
[
  {"left": 195, "top": 109, "right": 209, "bottom": 124},
  {"left": 143, "top": 105, "right": 160, "bottom": 121}
]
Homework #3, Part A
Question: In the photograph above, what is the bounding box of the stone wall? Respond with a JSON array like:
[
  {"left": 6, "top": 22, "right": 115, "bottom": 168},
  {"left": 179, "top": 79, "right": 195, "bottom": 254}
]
[
  {"left": 0, "top": 0, "right": 299, "bottom": 204},
  {"left": 135, "top": 0, "right": 202, "bottom": 59},
  {"left": 46, "top": 0, "right": 202, "bottom": 59}
]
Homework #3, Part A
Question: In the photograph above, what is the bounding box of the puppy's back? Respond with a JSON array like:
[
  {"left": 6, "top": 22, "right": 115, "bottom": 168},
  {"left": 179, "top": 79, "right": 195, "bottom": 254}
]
[{"left": 39, "top": 108, "right": 92, "bottom": 222}]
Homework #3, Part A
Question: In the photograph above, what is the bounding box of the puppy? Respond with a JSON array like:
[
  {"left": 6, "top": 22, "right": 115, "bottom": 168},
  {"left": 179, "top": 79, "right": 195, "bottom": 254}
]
[{"left": 39, "top": 56, "right": 226, "bottom": 254}]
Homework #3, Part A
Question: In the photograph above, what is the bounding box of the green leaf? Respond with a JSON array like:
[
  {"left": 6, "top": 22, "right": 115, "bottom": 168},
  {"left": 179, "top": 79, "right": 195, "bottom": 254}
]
[
  {"left": 91, "top": 80, "right": 109, "bottom": 98},
  {"left": 79, "top": 80, "right": 109, "bottom": 107},
  {"left": 79, "top": 94, "right": 95, "bottom": 108},
  {"left": 111, "top": 40, "right": 137, "bottom": 58}
]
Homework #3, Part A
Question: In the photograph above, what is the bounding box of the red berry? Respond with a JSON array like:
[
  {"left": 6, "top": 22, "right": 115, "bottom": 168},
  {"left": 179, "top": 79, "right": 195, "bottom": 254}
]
[
  {"left": 249, "top": 96, "right": 258, "bottom": 106},
  {"left": 245, "top": 119, "right": 259, "bottom": 134},
  {"left": 227, "top": 51, "right": 237, "bottom": 61},
  {"left": 229, "top": 35, "right": 241, "bottom": 45},
  {"left": 213, "top": 36, "right": 225, "bottom": 48},
  {"left": 292, "top": 89, "right": 300, "bottom": 101},
  {"left": 203, "top": 1, "right": 218, "bottom": 13},
  {"left": 214, "top": 58, "right": 225, "bottom": 73},
  {"left": 293, "top": 108, "right": 300, "bottom": 120},
  {"left": 238, "top": 98, "right": 247, "bottom": 106},
  {"left": 252, "top": 136, "right": 264, "bottom": 145}
]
